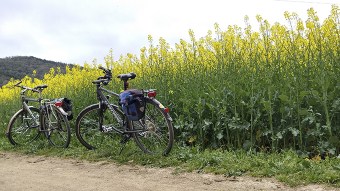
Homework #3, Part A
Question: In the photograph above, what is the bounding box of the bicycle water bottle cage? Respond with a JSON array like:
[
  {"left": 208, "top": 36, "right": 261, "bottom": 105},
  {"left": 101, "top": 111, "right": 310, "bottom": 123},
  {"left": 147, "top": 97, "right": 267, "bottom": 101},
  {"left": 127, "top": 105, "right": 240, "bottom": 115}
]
[{"left": 119, "top": 89, "right": 145, "bottom": 121}]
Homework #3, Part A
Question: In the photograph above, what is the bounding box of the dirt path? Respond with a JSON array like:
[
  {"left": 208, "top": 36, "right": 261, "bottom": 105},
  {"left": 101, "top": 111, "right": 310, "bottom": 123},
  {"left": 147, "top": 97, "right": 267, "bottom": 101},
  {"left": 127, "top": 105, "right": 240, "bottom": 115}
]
[{"left": 0, "top": 152, "right": 337, "bottom": 191}]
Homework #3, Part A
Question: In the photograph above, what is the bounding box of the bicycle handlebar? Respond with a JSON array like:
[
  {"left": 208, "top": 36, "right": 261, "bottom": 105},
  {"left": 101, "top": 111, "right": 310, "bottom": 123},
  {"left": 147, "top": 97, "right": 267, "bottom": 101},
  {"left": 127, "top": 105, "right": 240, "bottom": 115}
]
[
  {"left": 95, "top": 67, "right": 137, "bottom": 87},
  {"left": 14, "top": 81, "right": 48, "bottom": 93},
  {"left": 98, "top": 66, "right": 112, "bottom": 80},
  {"left": 93, "top": 66, "right": 113, "bottom": 85},
  {"left": 98, "top": 66, "right": 109, "bottom": 73},
  {"left": 14, "top": 81, "right": 22, "bottom": 87},
  {"left": 92, "top": 78, "right": 110, "bottom": 84}
]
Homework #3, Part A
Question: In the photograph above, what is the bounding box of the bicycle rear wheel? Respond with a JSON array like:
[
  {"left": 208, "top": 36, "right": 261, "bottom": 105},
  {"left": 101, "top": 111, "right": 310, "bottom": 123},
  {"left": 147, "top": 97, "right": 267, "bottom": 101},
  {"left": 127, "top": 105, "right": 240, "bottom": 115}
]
[
  {"left": 6, "top": 107, "right": 41, "bottom": 146},
  {"left": 132, "top": 98, "right": 174, "bottom": 156},
  {"left": 43, "top": 105, "right": 71, "bottom": 148},
  {"left": 75, "top": 103, "right": 124, "bottom": 150}
]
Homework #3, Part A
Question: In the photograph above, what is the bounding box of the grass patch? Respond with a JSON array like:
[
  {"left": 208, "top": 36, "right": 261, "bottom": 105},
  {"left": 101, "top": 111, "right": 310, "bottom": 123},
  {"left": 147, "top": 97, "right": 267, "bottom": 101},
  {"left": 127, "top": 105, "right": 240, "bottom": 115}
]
[{"left": 0, "top": 137, "right": 339, "bottom": 188}]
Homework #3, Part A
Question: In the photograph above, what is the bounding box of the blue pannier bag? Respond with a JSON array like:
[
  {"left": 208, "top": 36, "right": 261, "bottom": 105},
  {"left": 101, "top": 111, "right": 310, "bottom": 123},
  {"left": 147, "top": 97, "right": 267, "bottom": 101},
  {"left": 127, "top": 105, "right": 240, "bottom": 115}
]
[{"left": 119, "top": 89, "right": 145, "bottom": 121}]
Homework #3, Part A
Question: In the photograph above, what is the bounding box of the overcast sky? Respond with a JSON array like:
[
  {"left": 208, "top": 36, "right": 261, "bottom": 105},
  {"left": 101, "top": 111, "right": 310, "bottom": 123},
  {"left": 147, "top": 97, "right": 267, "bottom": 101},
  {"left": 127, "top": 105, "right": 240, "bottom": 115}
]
[{"left": 0, "top": 0, "right": 339, "bottom": 65}]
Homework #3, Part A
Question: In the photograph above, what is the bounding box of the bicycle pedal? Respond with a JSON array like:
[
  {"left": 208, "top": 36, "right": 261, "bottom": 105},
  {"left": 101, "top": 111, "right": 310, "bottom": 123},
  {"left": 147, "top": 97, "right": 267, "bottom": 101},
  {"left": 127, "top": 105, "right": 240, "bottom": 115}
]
[{"left": 102, "top": 126, "right": 113, "bottom": 133}]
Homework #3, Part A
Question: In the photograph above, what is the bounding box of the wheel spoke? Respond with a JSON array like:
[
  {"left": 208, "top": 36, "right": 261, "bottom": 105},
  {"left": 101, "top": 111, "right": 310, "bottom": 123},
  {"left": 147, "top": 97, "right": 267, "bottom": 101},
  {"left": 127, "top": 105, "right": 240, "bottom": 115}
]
[
  {"left": 7, "top": 108, "right": 41, "bottom": 146},
  {"left": 75, "top": 104, "right": 124, "bottom": 150},
  {"left": 132, "top": 99, "right": 174, "bottom": 155}
]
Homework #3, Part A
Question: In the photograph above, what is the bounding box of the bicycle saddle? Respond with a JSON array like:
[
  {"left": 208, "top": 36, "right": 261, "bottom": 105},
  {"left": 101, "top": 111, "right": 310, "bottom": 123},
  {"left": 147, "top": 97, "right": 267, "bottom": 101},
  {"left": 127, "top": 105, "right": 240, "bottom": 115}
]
[
  {"left": 34, "top": 85, "right": 48, "bottom": 89},
  {"left": 117, "top": 72, "right": 136, "bottom": 81}
]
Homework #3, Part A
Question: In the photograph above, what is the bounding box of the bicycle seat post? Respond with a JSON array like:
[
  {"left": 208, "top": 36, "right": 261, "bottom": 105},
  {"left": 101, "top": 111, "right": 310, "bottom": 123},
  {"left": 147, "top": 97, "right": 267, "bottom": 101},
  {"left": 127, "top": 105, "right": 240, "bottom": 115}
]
[
  {"left": 123, "top": 80, "right": 129, "bottom": 91},
  {"left": 96, "top": 83, "right": 101, "bottom": 101},
  {"left": 38, "top": 91, "right": 42, "bottom": 100}
]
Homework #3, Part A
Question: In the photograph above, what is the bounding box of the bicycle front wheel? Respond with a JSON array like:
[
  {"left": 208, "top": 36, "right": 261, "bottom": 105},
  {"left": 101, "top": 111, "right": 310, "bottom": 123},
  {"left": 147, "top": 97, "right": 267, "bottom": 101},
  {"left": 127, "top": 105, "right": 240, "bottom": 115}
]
[
  {"left": 6, "top": 107, "right": 41, "bottom": 146},
  {"left": 43, "top": 105, "right": 71, "bottom": 148},
  {"left": 75, "top": 103, "right": 124, "bottom": 150},
  {"left": 132, "top": 98, "right": 174, "bottom": 156}
]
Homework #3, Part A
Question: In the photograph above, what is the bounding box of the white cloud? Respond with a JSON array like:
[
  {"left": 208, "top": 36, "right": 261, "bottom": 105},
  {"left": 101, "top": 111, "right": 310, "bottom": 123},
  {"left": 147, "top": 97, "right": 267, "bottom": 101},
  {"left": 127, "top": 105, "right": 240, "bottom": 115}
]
[{"left": 0, "top": 0, "right": 338, "bottom": 64}]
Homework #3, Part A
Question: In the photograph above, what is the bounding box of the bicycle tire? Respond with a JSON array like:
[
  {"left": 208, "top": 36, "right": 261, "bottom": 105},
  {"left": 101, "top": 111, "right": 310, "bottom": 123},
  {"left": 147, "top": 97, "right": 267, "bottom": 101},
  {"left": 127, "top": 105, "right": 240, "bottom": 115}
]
[
  {"left": 43, "top": 105, "right": 71, "bottom": 148},
  {"left": 131, "top": 98, "right": 174, "bottom": 156},
  {"left": 75, "top": 103, "right": 125, "bottom": 150},
  {"left": 6, "top": 107, "right": 41, "bottom": 146}
]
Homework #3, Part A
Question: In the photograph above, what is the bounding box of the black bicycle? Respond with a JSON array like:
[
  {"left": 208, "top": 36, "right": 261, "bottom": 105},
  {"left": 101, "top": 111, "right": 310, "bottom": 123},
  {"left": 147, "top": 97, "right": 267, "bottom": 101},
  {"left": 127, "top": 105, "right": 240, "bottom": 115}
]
[
  {"left": 75, "top": 67, "right": 174, "bottom": 155},
  {"left": 6, "top": 81, "right": 71, "bottom": 148}
]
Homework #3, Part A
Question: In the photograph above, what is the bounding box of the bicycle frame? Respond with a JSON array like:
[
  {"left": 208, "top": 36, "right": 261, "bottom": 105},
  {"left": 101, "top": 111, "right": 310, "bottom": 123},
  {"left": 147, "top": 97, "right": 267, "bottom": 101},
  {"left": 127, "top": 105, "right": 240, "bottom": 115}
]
[
  {"left": 19, "top": 88, "right": 43, "bottom": 129},
  {"left": 96, "top": 84, "right": 122, "bottom": 123},
  {"left": 18, "top": 85, "right": 63, "bottom": 133},
  {"left": 95, "top": 84, "right": 148, "bottom": 134}
]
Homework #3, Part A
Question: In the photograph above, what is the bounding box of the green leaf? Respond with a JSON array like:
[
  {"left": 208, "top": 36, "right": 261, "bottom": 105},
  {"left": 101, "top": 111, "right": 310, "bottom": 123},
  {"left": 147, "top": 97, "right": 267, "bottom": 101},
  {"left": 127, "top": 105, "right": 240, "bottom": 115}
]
[
  {"left": 332, "top": 165, "right": 340, "bottom": 171},
  {"left": 329, "top": 136, "right": 339, "bottom": 146},
  {"left": 188, "top": 136, "right": 197, "bottom": 143},
  {"left": 299, "top": 91, "right": 309, "bottom": 98},
  {"left": 288, "top": 127, "right": 300, "bottom": 137},
  {"left": 216, "top": 132, "right": 223, "bottom": 140},
  {"left": 278, "top": 94, "right": 289, "bottom": 103},
  {"left": 301, "top": 160, "right": 311, "bottom": 168},
  {"left": 311, "top": 90, "right": 320, "bottom": 99},
  {"left": 299, "top": 109, "right": 309, "bottom": 116},
  {"left": 262, "top": 100, "right": 271, "bottom": 111},
  {"left": 204, "top": 119, "right": 212, "bottom": 126}
]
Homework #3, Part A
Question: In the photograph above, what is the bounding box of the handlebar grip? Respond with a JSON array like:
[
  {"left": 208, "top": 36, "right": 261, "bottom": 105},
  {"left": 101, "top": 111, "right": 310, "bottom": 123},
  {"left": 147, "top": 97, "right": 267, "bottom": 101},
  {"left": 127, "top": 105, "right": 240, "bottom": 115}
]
[
  {"left": 31, "top": 89, "right": 40, "bottom": 93},
  {"left": 14, "top": 81, "right": 22, "bottom": 87},
  {"left": 98, "top": 66, "right": 110, "bottom": 73},
  {"left": 92, "top": 78, "right": 110, "bottom": 85},
  {"left": 98, "top": 66, "right": 106, "bottom": 71},
  {"left": 34, "top": 85, "right": 48, "bottom": 89},
  {"left": 130, "top": 72, "right": 136, "bottom": 79},
  {"left": 98, "top": 66, "right": 112, "bottom": 75}
]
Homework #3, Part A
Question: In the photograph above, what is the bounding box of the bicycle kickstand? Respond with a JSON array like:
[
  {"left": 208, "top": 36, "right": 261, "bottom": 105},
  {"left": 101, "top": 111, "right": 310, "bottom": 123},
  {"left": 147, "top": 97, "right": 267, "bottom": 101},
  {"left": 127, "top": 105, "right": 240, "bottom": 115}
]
[{"left": 119, "top": 134, "right": 131, "bottom": 155}]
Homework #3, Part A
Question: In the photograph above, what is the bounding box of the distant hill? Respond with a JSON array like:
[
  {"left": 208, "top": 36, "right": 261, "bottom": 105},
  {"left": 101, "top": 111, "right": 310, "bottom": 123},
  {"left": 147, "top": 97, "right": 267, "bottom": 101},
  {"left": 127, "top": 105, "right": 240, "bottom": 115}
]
[{"left": 0, "top": 56, "right": 75, "bottom": 87}]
